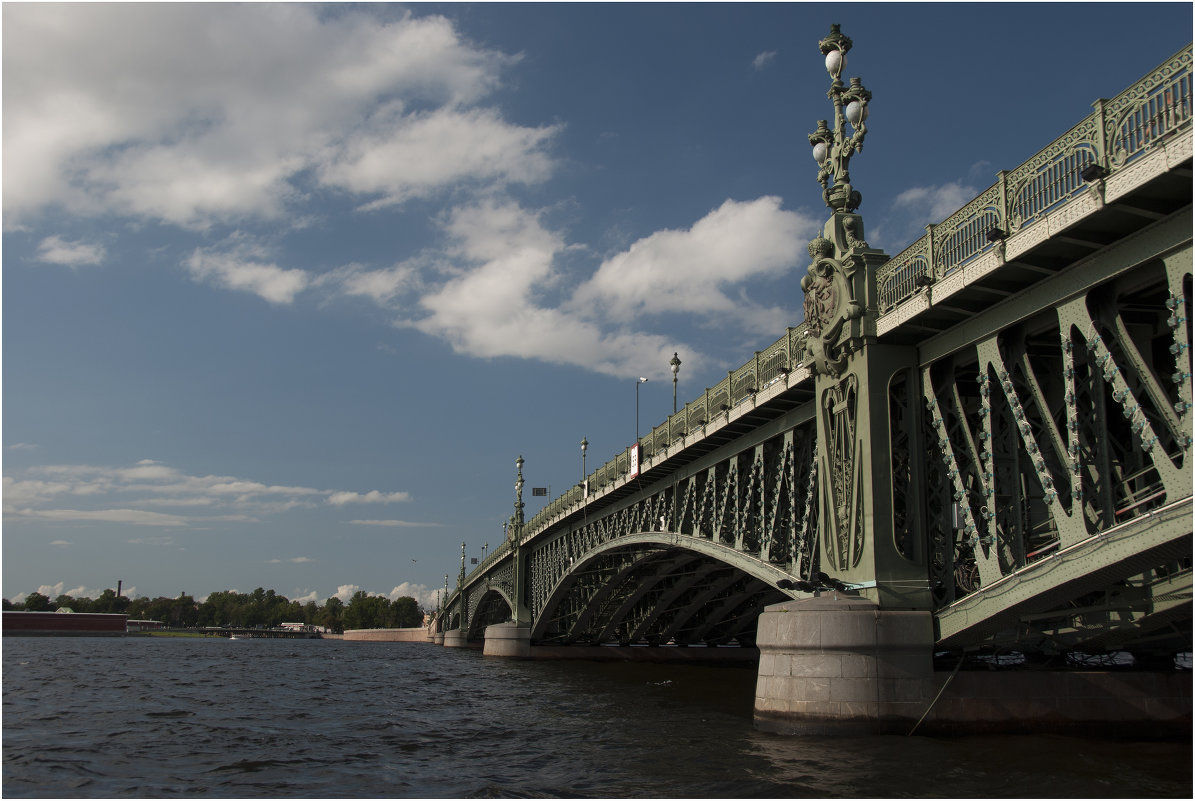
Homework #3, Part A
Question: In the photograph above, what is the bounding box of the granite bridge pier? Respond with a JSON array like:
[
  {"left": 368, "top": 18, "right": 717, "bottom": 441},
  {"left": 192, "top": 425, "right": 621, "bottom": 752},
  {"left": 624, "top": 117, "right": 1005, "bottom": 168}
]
[{"left": 431, "top": 29, "right": 1192, "bottom": 736}]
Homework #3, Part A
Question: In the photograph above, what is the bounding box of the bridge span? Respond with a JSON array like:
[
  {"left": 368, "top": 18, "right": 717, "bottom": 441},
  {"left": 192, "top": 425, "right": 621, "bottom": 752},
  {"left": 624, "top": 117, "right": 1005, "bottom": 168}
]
[{"left": 433, "top": 31, "right": 1192, "bottom": 735}]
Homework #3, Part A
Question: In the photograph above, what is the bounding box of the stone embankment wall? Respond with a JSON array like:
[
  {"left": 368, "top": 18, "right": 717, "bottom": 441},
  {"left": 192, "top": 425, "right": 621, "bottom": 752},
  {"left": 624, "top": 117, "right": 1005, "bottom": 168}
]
[{"left": 341, "top": 628, "right": 432, "bottom": 642}]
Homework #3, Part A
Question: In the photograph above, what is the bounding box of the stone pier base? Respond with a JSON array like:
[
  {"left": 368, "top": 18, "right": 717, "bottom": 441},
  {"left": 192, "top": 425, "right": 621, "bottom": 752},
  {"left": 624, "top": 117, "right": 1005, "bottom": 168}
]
[
  {"left": 433, "top": 632, "right": 445, "bottom": 645},
  {"left": 442, "top": 630, "right": 469, "bottom": 648},
  {"left": 483, "top": 622, "right": 532, "bottom": 658},
  {"left": 754, "top": 595, "right": 934, "bottom": 736}
]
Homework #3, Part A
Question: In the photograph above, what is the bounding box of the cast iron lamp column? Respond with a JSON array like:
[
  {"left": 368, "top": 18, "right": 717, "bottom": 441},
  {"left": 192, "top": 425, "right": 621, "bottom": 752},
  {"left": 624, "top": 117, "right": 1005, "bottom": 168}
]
[
  {"left": 509, "top": 455, "right": 530, "bottom": 626},
  {"left": 635, "top": 377, "right": 648, "bottom": 441},
  {"left": 580, "top": 437, "right": 588, "bottom": 496},
  {"left": 670, "top": 353, "right": 682, "bottom": 414},
  {"left": 808, "top": 23, "right": 871, "bottom": 213}
]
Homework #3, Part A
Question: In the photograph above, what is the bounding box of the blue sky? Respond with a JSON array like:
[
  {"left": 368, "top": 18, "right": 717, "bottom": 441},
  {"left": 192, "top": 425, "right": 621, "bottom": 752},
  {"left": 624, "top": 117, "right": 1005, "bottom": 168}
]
[{"left": 4, "top": 3, "right": 1191, "bottom": 609}]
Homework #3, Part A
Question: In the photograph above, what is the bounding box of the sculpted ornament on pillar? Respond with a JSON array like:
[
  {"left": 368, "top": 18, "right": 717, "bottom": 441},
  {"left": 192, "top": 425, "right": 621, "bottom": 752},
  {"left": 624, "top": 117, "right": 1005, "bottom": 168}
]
[{"left": 801, "top": 232, "right": 865, "bottom": 377}]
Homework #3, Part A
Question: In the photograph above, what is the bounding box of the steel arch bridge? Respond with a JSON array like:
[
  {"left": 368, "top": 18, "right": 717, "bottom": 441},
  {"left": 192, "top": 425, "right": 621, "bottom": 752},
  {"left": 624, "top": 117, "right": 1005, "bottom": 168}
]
[{"left": 435, "top": 44, "right": 1193, "bottom": 666}]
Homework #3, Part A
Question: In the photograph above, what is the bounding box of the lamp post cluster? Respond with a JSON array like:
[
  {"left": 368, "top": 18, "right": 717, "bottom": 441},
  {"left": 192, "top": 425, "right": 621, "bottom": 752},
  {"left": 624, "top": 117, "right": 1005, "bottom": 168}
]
[{"left": 808, "top": 23, "right": 871, "bottom": 213}]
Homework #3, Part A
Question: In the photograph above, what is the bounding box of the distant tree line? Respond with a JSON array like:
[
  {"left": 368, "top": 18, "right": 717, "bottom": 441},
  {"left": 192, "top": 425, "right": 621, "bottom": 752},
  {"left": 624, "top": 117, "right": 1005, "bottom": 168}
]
[{"left": 2, "top": 587, "right": 424, "bottom": 633}]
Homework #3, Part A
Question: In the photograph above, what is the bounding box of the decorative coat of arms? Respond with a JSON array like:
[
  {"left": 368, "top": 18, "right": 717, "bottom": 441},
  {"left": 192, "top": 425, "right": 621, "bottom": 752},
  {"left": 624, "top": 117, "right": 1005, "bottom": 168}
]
[{"left": 801, "top": 236, "right": 864, "bottom": 377}]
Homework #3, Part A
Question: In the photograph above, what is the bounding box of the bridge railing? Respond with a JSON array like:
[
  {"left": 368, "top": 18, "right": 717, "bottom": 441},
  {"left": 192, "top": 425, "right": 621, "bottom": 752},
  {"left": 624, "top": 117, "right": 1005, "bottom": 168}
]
[
  {"left": 877, "top": 44, "right": 1191, "bottom": 313},
  {"left": 521, "top": 324, "right": 809, "bottom": 538}
]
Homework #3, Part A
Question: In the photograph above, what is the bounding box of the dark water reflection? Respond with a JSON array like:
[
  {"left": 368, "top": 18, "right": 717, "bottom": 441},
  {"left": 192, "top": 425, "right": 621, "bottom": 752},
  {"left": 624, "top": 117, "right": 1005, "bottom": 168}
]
[{"left": 3, "top": 637, "right": 1190, "bottom": 797}]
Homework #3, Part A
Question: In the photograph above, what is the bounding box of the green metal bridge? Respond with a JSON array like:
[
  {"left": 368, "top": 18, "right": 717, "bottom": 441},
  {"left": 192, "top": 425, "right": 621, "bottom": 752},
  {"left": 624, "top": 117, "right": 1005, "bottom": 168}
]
[{"left": 435, "top": 38, "right": 1191, "bottom": 684}]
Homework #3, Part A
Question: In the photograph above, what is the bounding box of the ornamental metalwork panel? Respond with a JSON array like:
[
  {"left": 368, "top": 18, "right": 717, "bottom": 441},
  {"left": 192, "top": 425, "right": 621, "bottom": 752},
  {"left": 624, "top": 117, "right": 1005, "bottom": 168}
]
[
  {"left": 874, "top": 45, "right": 1191, "bottom": 315},
  {"left": 922, "top": 258, "right": 1191, "bottom": 605}
]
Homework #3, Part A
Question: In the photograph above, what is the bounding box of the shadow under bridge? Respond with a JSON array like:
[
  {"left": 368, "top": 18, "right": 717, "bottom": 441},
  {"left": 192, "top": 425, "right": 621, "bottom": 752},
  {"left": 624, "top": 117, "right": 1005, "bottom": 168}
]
[{"left": 527, "top": 533, "right": 791, "bottom": 647}]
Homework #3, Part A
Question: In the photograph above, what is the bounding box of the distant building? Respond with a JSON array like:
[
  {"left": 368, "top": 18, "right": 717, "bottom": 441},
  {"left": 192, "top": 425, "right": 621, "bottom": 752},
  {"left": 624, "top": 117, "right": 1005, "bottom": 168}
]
[{"left": 3, "top": 611, "right": 127, "bottom": 636}]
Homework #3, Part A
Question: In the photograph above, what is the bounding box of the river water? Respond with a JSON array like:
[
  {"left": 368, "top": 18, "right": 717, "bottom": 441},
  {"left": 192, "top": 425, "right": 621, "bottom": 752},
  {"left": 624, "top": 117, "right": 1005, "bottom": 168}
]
[{"left": 2, "top": 637, "right": 1190, "bottom": 798}]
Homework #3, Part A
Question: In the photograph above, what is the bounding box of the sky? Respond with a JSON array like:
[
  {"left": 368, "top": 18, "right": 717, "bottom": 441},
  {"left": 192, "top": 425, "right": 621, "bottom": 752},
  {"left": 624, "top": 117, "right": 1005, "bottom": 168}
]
[{"left": 4, "top": 2, "right": 1192, "bottom": 610}]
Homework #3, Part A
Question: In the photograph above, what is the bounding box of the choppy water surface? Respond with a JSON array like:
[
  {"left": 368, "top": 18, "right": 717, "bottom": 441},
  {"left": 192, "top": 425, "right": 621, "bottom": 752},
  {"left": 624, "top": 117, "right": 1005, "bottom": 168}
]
[{"left": 3, "top": 637, "right": 1190, "bottom": 798}]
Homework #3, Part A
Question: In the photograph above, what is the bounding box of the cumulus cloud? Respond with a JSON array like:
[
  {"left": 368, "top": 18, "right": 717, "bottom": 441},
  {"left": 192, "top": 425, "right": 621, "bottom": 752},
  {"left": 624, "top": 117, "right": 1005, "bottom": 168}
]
[
  {"left": 36, "top": 236, "right": 106, "bottom": 266},
  {"left": 388, "top": 582, "right": 436, "bottom": 610},
  {"left": 407, "top": 198, "right": 706, "bottom": 377},
  {"left": 186, "top": 239, "right": 310, "bottom": 305},
  {"left": 319, "top": 106, "right": 560, "bottom": 210},
  {"left": 333, "top": 584, "right": 362, "bottom": 603},
  {"left": 572, "top": 197, "right": 815, "bottom": 330},
  {"left": 3, "top": 5, "right": 549, "bottom": 229}
]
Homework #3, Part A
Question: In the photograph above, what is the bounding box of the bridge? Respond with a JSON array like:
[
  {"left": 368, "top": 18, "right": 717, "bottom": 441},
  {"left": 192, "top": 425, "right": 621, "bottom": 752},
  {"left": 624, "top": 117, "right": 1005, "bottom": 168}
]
[{"left": 432, "top": 29, "right": 1192, "bottom": 735}]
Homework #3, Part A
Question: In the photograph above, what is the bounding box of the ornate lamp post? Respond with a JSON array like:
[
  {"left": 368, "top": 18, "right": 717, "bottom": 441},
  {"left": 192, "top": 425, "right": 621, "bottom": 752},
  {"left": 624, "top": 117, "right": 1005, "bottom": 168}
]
[
  {"left": 508, "top": 454, "right": 528, "bottom": 625},
  {"left": 514, "top": 454, "right": 525, "bottom": 529},
  {"left": 670, "top": 353, "right": 682, "bottom": 414},
  {"left": 635, "top": 377, "right": 648, "bottom": 441},
  {"left": 808, "top": 24, "right": 871, "bottom": 213},
  {"left": 580, "top": 436, "right": 588, "bottom": 495},
  {"left": 795, "top": 25, "right": 929, "bottom": 610}
]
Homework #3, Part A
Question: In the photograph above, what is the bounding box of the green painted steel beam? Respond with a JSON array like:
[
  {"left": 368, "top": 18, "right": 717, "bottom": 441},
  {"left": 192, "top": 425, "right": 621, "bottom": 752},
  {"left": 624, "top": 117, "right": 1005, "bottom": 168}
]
[{"left": 936, "top": 499, "right": 1192, "bottom": 647}]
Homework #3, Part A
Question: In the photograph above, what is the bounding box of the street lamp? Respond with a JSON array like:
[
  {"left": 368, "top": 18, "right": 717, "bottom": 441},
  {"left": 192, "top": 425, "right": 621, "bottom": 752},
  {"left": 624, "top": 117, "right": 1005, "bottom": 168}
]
[
  {"left": 636, "top": 377, "right": 648, "bottom": 441},
  {"left": 809, "top": 24, "right": 871, "bottom": 213},
  {"left": 670, "top": 353, "right": 682, "bottom": 414},
  {"left": 514, "top": 454, "right": 525, "bottom": 529},
  {"left": 580, "top": 436, "right": 588, "bottom": 495}
]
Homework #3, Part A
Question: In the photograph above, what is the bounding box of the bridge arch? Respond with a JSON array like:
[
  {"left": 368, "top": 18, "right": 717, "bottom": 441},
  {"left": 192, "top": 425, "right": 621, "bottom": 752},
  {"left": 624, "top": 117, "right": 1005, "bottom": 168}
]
[
  {"left": 465, "top": 587, "right": 516, "bottom": 640},
  {"left": 530, "top": 532, "right": 796, "bottom": 647}
]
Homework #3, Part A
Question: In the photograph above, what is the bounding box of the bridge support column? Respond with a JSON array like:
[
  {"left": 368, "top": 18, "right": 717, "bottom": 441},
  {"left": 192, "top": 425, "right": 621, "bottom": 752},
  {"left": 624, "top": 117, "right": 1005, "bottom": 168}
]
[
  {"left": 753, "top": 594, "right": 934, "bottom": 736},
  {"left": 442, "top": 630, "right": 469, "bottom": 648},
  {"left": 482, "top": 622, "right": 531, "bottom": 658},
  {"left": 433, "top": 632, "right": 444, "bottom": 645}
]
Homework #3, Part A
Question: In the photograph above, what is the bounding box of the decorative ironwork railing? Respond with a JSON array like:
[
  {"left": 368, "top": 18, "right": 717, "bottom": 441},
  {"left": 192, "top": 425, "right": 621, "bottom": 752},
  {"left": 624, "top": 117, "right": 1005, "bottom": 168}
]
[
  {"left": 520, "top": 324, "right": 810, "bottom": 536},
  {"left": 876, "top": 45, "right": 1192, "bottom": 312}
]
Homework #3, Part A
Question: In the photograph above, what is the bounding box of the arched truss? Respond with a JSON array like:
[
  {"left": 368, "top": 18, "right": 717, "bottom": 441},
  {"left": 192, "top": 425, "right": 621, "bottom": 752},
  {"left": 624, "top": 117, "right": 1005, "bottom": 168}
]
[
  {"left": 465, "top": 588, "right": 515, "bottom": 641},
  {"left": 530, "top": 533, "right": 795, "bottom": 646}
]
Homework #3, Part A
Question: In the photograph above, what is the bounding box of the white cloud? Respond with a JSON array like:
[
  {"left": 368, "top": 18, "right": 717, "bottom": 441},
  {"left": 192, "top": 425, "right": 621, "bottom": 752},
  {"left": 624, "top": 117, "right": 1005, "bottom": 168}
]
[
  {"left": 4, "top": 460, "right": 414, "bottom": 529},
  {"left": 572, "top": 197, "right": 814, "bottom": 329},
  {"left": 7, "top": 443, "right": 39, "bottom": 451},
  {"left": 406, "top": 198, "right": 695, "bottom": 377},
  {"left": 35, "top": 236, "right": 105, "bottom": 266},
  {"left": 186, "top": 243, "right": 310, "bottom": 305},
  {"left": 349, "top": 519, "right": 445, "bottom": 527},
  {"left": 388, "top": 582, "right": 436, "bottom": 610},
  {"left": 331, "top": 262, "right": 420, "bottom": 305},
  {"left": 873, "top": 180, "right": 981, "bottom": 252},
  {"left": 320, "top": 106, "right": 560, "bottom": 209},
  {"left": 327, "top": 490, "right": 411, "bottom": 506},
  {"left": 891, "top": 181, "right": 979, "bottom": 224},
  {"left": 753, "top": 51, "right": 778, "bottom": 70},
  {"left": 333, "top": 584, "right": 362, "bottom": 603},
  {"left": 3, "top": 5, "right": 550, "bottom": 230},
  {"left": 16, "top": 508, "right": 190, "bottom": 526},
  {"left": 292, "top": 590, "right": 320, "bottom": 604},
  {"left": 126, "top": 537, "right": 176, "bottom": 546}
]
